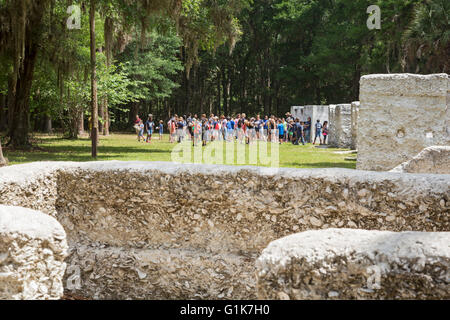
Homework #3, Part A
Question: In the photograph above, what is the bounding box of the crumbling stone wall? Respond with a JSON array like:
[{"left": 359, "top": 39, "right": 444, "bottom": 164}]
[
  {"left": 329, "top": 104, "right": 352, "bottom": 148},
  {"left": 0, "top": 205, "right": 68, "bottom": 300},
  {"left": 0, "top": 162, "right": 449, "bottom": 299},
  {"left": 328, "top": 105, "right": 337, "bottom": 146},
  {"left": 357, "top": 73, "right": 450, "bottom": 171},
  {"left": 351, "top": 101, "right": 360, "bottom": 150},
  {"left": 391, "top": 146, "right": 450, "bottom": 174},
  {"left": 256, "top": 229, "right": 450, "bottom": 299}
]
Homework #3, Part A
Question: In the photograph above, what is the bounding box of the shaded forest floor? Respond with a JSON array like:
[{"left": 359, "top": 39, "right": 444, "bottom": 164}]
[{"left": 3, "top": 133, "right": 356, "bottom": 169}]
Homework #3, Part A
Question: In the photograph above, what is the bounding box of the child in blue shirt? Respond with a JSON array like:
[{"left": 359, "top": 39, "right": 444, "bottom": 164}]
[
  {"left": 313, "top": 119, "right": 323, "bottom": 145},
  {"left": 157, "top": 120, "right": 164, "bottom": 140},
  {"left": 277, "top": 120, "right": 285, "bottom": 143}
]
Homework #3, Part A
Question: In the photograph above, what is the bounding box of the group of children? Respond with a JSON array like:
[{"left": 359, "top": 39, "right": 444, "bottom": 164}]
[
  {"left": 134, "top": 115, "right": 164, "bottom": 143},
  {"left": 133, "top": 113, "right": 330, "bottom": 146},
  {"left": 162, "top": 113, "right": 329, "bottom": 146}
]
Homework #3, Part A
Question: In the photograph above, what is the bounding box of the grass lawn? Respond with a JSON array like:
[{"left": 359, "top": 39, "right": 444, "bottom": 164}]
[{"left": 3, "top": 133, "right": 356, "bottom": 169}]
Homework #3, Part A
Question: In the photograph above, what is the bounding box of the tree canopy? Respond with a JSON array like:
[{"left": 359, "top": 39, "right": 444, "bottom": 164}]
[{"left": 0, "top": 0, "right": 448, "bottom": 157}]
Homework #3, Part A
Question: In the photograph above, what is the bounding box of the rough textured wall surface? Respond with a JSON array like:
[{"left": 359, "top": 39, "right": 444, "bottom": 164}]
[
  {"left": 351, "top": 101, "right": 360, "bottom": 150},
  {"left": 0, "top": 205, "right": 68, "bottom": 300},
  {"left": 329, "top": 104, "right": 352, "bottom": 148},
  {"left": 390, "top": 146, "right": 450, "bottom": 174},
  {"left": 0, "top": 162, "right": 449, "bottom": 299},
  {"left": 357, "top": 73, "right": 450, "bottom": 171},
  {"left": 328, "top": 105, "right": 337, "bottom": 146},
  {"left": 0, "top": 162, "right": 69, "bottom": 217},
  {"left": 256, "top": 229, "right": 450, "bottom": 300}
]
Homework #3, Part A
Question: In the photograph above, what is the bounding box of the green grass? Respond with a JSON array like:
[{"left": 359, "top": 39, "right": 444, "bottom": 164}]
[{"left": 3, "top": 133, "right": 356, "bottom": 169}]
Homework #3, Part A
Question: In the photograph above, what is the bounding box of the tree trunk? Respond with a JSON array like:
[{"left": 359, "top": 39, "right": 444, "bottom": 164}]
[
  {"left": 0, "top": 93, "right": 6, "bottom": 131},
  {"left": 78, "top": 110, "right": 84, "bottom": 135},
  {"left": 216, "top": 70, "right": 221, "bottom": 115},
  {"left": 7, "top": 37, "right": 39, "bottom": 148},
  {"left": 98, "top": 99, "right": 104, "bottom": 133},
  {"left": 129, "top": 102, "right": 139, "bottom": 126},
  {"left": 7, "top": 1, "right": 47, "bottom": 149},
  {"left": 97, "top": 46, "right": 104, "bottom": 134},
  {"left": 103, "top": 17, "right": 113, "bottom": 136},
  {"left": 0, "top": 140, "right": 7, "bottom": 167},
  {"left": 44, "top": 115, "right": 52, "bottom": 134},
  {"left": 103, "top": 100, "right": 110, "bottom": 135},
  {"left": 185, "top": 71, "right": 190, "bottom": 114},
  {"left": 90, "top": 0, "right": 98, "bottom": 157},
  {"left": 222, "top": 64, "right": 228, "bottom": 116}
]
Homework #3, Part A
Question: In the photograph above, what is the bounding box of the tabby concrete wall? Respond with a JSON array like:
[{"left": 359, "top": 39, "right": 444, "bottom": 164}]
[
  {"left": 351, "top": 101, "right": 360, "bottom": 150},
  {"left": 0, "top": 205, "right": 68, "bottom": 300},
  {"left": 328, "top": 105, "right": 337, "bottom": 146},
  {"left": 329, "top": 104, "right": 352, "bottom": 148},
  {"left": 357, "top": 73, "right": 450, "bottom": 171},
  {"left": 391, "top": 146, "right": 450, "bottom": 174},
  {"left": 257, "top": 229, "right": 450, "bottom": 300},
  {"left": 0, "top": 162, "right": 449, "bottom": 299}
]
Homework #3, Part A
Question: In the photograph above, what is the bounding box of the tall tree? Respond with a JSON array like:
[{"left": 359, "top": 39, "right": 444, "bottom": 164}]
[
  {"left": 90, "top": 0, "right": 98, "bottom": 157},
  {"left": 1, "top": 0, "right": 50, "bottom": 148}
]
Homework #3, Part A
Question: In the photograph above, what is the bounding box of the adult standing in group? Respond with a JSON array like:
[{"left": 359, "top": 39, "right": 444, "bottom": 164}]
[
  {"left": 221, "top": 116, "right": 227, "bottom": 141},
  {"left": 202, "top": 114, "right": 209, "bottom": 146},
  {"left": 145, "top": 114, "right": 154, "bottom": 143},
  {"left": 254, "top": 115, "right": 261, "bottom": 140},
  {"left": 282, "top": 118, "right": 288, "bottom": 142},
  {"left": 176, "top": 117, "right": 185, "bottom": 143},
  {"left": 168, "top": 115, "right": 177, "bottom": 143},
  {"left": 134, "top": 114, "right": 141, "bottom": 138},
  {"left": 294, "top": 118, "right": 305, "bottom": 145},
  {"left": 167, "top": 117, "right": 172, "bottom": 143},
  {"left": 304, "top": 117, "right": 311, "bottom": 143},
  {"left": 268, "top": 116, "right": 276, "bottom": 142},
  {"left": 236, "top": 114, "right": 244, "bottom": 143},
  {"left": 187, "top": 115, "right": 194, "bottom": 141},
  {"left": 285, "top": 112, "right": 293, "bottom": 123}
]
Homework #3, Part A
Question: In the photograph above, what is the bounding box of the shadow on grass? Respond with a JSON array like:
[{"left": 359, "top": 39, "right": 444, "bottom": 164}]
[
  {"left": 282, "top": 162, "right": 356, "bottom": 169},
  {"left": 42, "top": 145, "right": 171, "bottom": 154},
  {"left": 5, "top": 144, "right": 172, "bottom": 163}
]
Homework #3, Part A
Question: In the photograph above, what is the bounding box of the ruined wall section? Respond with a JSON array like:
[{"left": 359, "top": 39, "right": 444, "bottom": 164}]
[
  {"left": 256, "top": 229, "right": 450, "bottom": 299},
  {"left": 358, "top": 73, "right": 449, "bottom": 171},
  {"left": 0, "top": 205, "right": 68, "bottom": 300},
  {"left": 0, "top": 162, "right": 449, "bottom": 299},
  {"left": 351, "top": 101, "right": 360, "bottom": 150}
]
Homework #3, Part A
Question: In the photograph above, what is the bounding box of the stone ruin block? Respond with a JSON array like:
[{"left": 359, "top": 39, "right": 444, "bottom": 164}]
[
  {"left": 1, "top": 162, "right": 449, "bottom": 299},
  {"left": 256, "top": 228, "right": 450, "bottom": 300},
  {"left": 0, "top": 205, "right": 68, "bottom": 300},
  {"left": 328, "top": 105, "right": 337, "bottom": 146},
  {"left": 328, "top": 104, "right": 352, "bottom": 148},
  {"left": 351, "top": 101, "right": 360, "bottom": 150},
  {"left": 390, "top": 146, "right": 450, "bottom": 174},
  {"left": 357, "top": 73, "right": 450, "bottom": 171}
]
